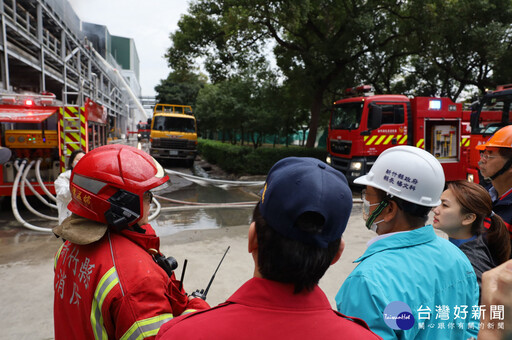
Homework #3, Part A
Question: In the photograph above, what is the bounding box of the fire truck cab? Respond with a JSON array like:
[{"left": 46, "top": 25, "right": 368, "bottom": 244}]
[
  {"left": 149, "top": 104, "right": 197, "bottom": 167},
  {"left": 327, "top": 85, "right": 470, "bottom": 184},
  {"left": 136, "top": 120, "right": 151, "bottom": 142}
]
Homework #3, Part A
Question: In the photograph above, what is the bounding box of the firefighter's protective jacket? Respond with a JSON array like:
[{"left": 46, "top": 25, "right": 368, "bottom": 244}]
[{"left": 53, "top": 221, "right": 209, "bottom": 340}]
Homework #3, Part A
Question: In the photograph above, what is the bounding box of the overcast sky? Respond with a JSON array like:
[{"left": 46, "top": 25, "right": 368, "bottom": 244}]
[{"left": 68, "top": 0, "right": 190, "bottom": 97}]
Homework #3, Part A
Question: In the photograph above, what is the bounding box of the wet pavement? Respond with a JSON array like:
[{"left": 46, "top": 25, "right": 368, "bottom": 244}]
[
  {"left": 1, "top": 140, "right": 440, "bottom": 339},
  {"left": 0, "top": 143, "right": 267, "bottom": 339}
]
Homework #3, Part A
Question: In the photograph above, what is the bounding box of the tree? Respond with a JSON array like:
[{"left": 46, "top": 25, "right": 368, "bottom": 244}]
[
  {"left": 395, "top": 0, "right": 512, "bottom": 100},
  {"left": 195, "top": 66, "right": 307, "bottom": 148},
  {"left": 167, "top": 0, "right": 512, "bottom": 145},
  {"left": 154, "top": 70, "right": 207, "bottom": 106},
  {"left": 167, "top": 0, "right": 410, "bottom": 147}
]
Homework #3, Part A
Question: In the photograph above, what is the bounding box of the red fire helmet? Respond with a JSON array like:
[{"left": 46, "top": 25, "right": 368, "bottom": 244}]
[{"left": 68, "top": 144, "right": 169, "bottom": 227}]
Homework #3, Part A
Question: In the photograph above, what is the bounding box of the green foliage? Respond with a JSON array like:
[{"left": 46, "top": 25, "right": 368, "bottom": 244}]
[
  {"left": 195, "top": 69, "right": 309, "bottom": 148},
  {"left": 154, "top": 70, "right": 207, "bottom": 107},
  {"left": 163, "top": 0, "right": 512, "bottom": 146},
  {"left": 197, "top": 139, "right": 251, "bottom": 173},
  {"left": 395, "top": 0, "right": 512, "bottom": 97},
  {"left": 198, "top": 139, "right": 327, "bottom": 175}
]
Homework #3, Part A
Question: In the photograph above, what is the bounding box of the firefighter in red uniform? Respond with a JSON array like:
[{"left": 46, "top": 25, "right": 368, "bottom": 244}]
[
  {"left": 53, "top": 144, "right": 209, "bottom": 340},
  {"left": 157, "top": 157, "right": 382, "bottom": 340},
  {"left": 477, "top": 125, "right": 512, "bottom": 253}
]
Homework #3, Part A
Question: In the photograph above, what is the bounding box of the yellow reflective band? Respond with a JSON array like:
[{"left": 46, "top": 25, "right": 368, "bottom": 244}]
[
  {"left": 374, "top": 135, "right": 386, "bottom": 145},
  {"left": 181, "top": 309, "right": 197, "bottom": 315},
  {"left": 54, "top": 243, "right": 66, "bottom": 270},
  {"left": 399, "top": 135, "right": 408, "bottom": 144},
  {"left": 366, "top": 135, "right": 377, "bottom": 145},
  {"left": 383, "top": 135, "right": 394, "bottom": 145},
  {"left": 416, "top": 139, "right": 424, "bottom": 148},
  {"left": 91, "top": 267, "right": 119, "bottom": 340},
  {"left": 364, "top": 136, "right": 369, "bottom": 142},
  {"left": 80, "top": 114, "right": 87, "bottom": 148},
  {"left": 120, "top": 313, "right": 173, "bottom": 340}
]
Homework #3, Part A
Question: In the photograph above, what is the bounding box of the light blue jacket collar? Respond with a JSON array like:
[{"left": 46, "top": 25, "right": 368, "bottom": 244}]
[{"left": 355, "top": 225, "right": 436, "bottom": 263}]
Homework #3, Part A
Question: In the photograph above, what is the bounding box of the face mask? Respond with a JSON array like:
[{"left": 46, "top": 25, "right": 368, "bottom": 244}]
[
  {"left": 362, "top": 197, "right": 380, "bottom": 222},
  {"left": 370, "top": 219, "right": 385, "bottom": 233},
  {"left": 363, "top": 197, "right": 389, "bottom": 232}
]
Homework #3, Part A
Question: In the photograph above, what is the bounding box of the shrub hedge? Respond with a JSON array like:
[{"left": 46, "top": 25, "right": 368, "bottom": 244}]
[{"left": 198, "top": 139, "right": 328, "bottom": 175}]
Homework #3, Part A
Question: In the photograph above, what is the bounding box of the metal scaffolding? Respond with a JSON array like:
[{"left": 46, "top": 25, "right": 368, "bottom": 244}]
[{"left": 0, "top": 0, "right": 130, "bottom": 135}]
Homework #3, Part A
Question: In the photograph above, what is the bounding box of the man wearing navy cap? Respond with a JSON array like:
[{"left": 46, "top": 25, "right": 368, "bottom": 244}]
[{"left": 157, "top": 157, "right": 381, "bottom": 340}]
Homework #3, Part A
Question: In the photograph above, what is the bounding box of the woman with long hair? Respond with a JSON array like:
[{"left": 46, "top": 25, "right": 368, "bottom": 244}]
[{"left": 433, "top": 180, "right": 511, "bottom": 286}]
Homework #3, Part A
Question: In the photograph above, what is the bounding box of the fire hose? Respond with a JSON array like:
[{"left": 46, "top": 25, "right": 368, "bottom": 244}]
[
  {"left": 35, "top": 158, "right": 57, "bottom": 202},
  {"left": 11, "top": 160, "right": 54, "bottom": 232},
  {"left": 14, "top": 160, "right": 57, "bottom": 210},
  {"left": 12, "top": 159, "right": 162, "bottom": 232}
]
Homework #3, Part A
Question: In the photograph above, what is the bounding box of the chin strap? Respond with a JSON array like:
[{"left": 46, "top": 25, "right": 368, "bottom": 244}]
[
  {"left": 490, "top": 158, "right": 512, "bottom": 180},
  {"left": 365, "top": 198, "right": 389, "bottom": 230}
]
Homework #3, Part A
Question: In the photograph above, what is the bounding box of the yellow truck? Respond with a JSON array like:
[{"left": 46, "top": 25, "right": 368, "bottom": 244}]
[{"left": 149, "top": 104, "right": 197, "bottom": 166}]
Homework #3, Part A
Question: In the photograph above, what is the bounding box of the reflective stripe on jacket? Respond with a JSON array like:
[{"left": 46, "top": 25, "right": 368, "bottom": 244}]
[{"left": 54, "top": 222, "right": 209, "bottom": 340}]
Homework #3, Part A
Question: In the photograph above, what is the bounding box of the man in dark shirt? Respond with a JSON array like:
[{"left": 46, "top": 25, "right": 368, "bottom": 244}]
[{"left": 157, "top": 157, "right": 381, "bottom": 340}]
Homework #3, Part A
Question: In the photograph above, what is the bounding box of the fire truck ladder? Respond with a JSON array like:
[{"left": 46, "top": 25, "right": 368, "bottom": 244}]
[{"left": 59, "top": 106, "right": 87, "bottom": 172}]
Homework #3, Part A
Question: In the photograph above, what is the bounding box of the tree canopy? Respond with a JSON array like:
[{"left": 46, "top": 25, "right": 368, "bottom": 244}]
[
  {"left": 154, "top": 70, "right": 207, "bottom": 107},
  {"left": 161, "top": 0, "right": 512, "bottom": 147}
]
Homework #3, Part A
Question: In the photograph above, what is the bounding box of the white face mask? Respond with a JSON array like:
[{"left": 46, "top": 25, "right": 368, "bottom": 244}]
[
  {"left": 362, "top": 197, "right": 380, "bottom": 222},
  {"left": 369, "top": 219, "right": 385, "bottom": 233},
  {"left": 363, "top": 196, "right": 388, "bottom": 233}
]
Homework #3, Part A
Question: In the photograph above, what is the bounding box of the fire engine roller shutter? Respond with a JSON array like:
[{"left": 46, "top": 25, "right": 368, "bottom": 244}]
[{"left": 0, "top": 107, "right": 58, "bottom": 123}]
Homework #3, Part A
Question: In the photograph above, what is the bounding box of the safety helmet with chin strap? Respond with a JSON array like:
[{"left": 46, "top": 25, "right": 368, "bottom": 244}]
[
  {"left": 355, "top": 145, "right": 445, "bottom": 207},
  {"left": 476, "top": 125, "right": 512, "bottom": 180},
  {"left": 68, "top": 144, "right": 169, "bottom": 228}
]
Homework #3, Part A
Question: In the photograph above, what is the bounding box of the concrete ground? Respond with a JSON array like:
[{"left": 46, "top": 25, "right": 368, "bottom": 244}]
[{"left": 0, "top": 201, "right": 391, "bottom": 339}]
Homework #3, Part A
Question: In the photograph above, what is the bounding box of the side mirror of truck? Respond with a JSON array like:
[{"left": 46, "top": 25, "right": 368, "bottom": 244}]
[
  {"left": 367, "top": 103, "right": 382, "bottom": 130},
  {"left": 147, "top": 118, "right": 152, "bottom": 125}
]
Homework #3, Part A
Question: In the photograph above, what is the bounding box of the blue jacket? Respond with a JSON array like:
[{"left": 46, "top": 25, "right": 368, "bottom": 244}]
[{"left": 336, "top": 225, "right": 479, "bottom": 340}]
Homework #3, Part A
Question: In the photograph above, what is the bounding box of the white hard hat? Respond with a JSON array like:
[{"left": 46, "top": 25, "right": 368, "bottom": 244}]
[{"left": 354, "top": 145, "right": 444, "bottom": 207}]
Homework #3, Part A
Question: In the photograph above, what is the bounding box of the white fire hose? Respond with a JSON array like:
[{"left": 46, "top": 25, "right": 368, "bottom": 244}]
[
  {"left": 11, "top": 160, "right": 54, "bottom": 233},
  {"left": 14, "top": 160, "right": 58, "bottom": 210},
  {"left": 35, "top": 158, "right": 57, "bottom": 202},
  {"left": 19, "top": 160, "right": 59, "bottom": 221}
]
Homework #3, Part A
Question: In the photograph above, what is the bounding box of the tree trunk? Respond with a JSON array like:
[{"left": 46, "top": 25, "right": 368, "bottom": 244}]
[{"left": 306, "top": 90, "right": 324, "bottom": 148}]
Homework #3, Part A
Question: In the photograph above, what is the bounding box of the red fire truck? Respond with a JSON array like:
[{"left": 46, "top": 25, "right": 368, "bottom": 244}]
[
  {"left": 466, "top": 84, "right": 512, "bottom": 183},
  {"left": 136, "top": 120, "right": 151, "bottom": 142},
  {"left": 326, "top": 85, "right": 470, "bottom": 183},
  {"left": 0, "top": 93, "right": 108, "bottom": 198}
]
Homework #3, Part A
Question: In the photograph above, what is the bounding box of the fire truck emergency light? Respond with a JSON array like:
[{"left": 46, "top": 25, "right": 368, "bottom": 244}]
[
  {"left": 429, "top": 99, "right": 442, "bottom": 110},
  {"left": 345, "top": 85, "right": 373, "bottom": 96},
  {"left": 24, "top": 99, "right": 34, "bottom": 106}
]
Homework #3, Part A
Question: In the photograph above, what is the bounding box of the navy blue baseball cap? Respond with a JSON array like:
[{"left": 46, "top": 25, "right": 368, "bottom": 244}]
[{"left": 259, "top": 157, "right": 352, "bottom": 248}]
